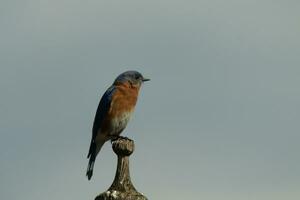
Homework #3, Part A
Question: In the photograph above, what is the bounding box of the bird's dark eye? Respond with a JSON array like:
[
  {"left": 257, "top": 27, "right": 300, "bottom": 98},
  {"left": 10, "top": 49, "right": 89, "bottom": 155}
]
[{"left": 135, "top": 74, "right": 140, "bottom": 80}]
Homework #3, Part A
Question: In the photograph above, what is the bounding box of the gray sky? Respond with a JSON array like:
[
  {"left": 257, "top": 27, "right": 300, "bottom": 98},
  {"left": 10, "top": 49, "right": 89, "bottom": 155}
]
[{"left": 1, "top": 0, "right": 300, "bottom": 199}]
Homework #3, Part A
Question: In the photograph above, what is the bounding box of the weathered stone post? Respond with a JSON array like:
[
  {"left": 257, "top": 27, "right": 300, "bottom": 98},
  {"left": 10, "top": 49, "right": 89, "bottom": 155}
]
[{"left": 95, "top": 138, "right": 148, "bottom": 200}]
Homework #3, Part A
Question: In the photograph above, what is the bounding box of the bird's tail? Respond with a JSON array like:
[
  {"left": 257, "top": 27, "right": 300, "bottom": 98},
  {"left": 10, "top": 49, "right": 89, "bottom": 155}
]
[
  {"left": 86, "top": 154, "right": 95, "bottom": 180},
  {"left": 86, "top": 140, "right": 104, "bottom": 180}
]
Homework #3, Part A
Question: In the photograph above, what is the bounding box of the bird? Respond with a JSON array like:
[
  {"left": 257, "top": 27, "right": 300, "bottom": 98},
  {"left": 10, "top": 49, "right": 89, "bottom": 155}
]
[{"left": 86, "top": 70, "right": 150, "bottom": 180}]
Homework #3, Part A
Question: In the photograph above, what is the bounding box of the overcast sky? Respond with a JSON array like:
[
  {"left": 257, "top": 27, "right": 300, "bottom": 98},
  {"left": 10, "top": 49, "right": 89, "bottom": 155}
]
[{"left": 1, "top": 1, "right": 300, "bottom": 200}]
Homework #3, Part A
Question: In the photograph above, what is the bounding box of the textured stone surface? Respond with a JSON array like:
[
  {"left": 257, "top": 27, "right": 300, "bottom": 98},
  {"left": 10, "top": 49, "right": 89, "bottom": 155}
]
[{"left": 95, "top": 138, "right": 148, "bottom": 200}]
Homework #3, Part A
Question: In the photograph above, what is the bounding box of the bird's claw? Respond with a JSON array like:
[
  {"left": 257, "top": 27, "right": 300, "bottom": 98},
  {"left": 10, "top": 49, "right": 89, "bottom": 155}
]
[{"left": 110, "top": 135, "right": 131, "bottom": 143}]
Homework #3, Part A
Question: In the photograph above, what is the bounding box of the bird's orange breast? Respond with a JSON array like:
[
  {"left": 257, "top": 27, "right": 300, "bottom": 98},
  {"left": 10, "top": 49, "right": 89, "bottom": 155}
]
[
  {"left": 100, "top": 83, "right": 140, "bottom": 134},
  {"left": 109, "top": 84, "right": 139, "bottom": 117}
]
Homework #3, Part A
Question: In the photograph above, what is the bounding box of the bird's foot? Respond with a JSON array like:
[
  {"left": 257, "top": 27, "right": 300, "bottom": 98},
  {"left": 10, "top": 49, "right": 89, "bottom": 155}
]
[{"left": 110, "top": 135, "right": 131, "bottom": 143}]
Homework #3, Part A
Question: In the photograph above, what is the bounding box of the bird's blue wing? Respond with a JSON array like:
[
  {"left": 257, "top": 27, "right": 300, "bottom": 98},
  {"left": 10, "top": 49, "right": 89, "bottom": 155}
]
[{"left": 87, "top": 86, "right": 115, "bottom": 158}]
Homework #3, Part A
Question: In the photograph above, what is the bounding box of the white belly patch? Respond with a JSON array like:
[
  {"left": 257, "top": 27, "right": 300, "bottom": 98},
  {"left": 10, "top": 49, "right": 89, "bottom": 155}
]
[{"left": 111, "top": 111, "right": 133, "bottom": 135}]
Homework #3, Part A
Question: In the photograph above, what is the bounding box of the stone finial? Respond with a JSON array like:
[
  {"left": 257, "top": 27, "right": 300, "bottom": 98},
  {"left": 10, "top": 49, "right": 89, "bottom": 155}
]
[
  {"left": 95, "top": 137, "right": 148, "bottom": 200},
  {"left": 112, "top": 138, "right": 134, "bottom": 156}
]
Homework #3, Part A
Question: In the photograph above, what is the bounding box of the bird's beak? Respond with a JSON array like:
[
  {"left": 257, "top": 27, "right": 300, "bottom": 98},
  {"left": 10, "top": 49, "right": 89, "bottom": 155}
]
[{"left": 142, "top": 78, "right": 150, "bottom": 82}]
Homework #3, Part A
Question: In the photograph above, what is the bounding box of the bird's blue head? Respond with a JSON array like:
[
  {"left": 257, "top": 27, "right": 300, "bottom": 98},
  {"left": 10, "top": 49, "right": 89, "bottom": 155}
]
[{"left": 113, "top": 71, "right": 150, "bottom": 87}]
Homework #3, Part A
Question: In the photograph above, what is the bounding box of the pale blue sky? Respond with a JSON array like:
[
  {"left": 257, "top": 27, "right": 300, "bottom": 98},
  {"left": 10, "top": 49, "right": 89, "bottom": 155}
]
[{"left": 1, "top": 1, "right": 300, "bottom": 200}]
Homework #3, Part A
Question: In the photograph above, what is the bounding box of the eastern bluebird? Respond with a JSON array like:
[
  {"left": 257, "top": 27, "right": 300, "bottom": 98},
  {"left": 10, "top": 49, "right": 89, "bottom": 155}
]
[{"left": 86, "top": 70, "right": 150, "bottom": 180}]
